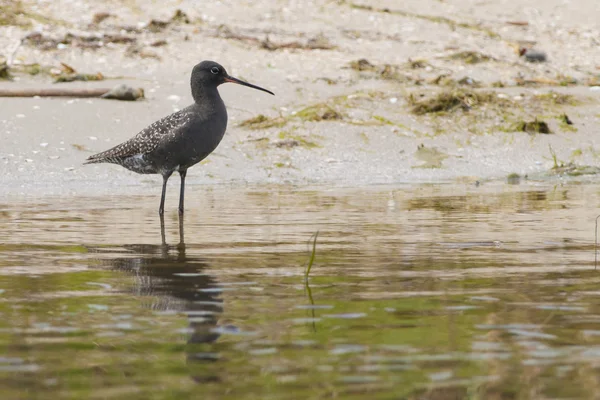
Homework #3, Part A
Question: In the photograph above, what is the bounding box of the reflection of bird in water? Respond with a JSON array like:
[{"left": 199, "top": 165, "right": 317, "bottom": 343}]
[{"left": 89, "top": 216, "right": 222, "bottom": 382}]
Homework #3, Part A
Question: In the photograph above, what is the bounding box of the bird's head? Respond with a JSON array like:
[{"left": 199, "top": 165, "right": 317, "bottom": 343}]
[{"left": 191, "top": 61, "right": 274, "bottom": 101}]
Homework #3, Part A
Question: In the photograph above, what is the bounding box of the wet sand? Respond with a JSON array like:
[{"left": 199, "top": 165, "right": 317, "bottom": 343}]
[{"left": 0, "top": 0, "right": 599, "bottom": 198}]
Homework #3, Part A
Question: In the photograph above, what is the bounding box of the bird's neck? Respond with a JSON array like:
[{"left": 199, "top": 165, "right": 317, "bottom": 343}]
[{"left": 192, "top": 85, "right": 221, "bottom": 106}]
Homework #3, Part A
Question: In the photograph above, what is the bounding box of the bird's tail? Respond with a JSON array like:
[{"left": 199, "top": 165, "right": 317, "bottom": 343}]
[
  {"left": 83, "top": 142, "right": 131, "bottom": 165},
  {"left": 83, "top": 153, "right": 108, "bottom": 165}
]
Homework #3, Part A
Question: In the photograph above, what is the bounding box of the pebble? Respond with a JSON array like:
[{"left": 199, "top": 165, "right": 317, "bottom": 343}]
[
  {"left": 522, "top": 49, "right": 547, "bottom": 63},
  {"left": 389, "top": 97, "right": 398, "bottom": 104},
  {"left": 16, "top": 114, "right": 25, "bottom": 118},
  {"left": 40, "top": 143, "right": 48, "bottom": 147}
]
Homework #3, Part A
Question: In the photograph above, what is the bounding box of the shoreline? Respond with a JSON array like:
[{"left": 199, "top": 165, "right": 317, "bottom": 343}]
[{"left": 1, "top": 0, "right": 599, "bottom": 198}]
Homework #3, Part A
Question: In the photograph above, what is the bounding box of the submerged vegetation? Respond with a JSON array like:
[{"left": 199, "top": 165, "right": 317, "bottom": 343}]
[
  {"left": 557, "top": 113, "right": 577, "bottom": 132},
  {"left": 407, "top": 89, "right": 511, "bottom": 115},
  {"left": 0, "top": 0, "right": 60, "bottom": 27},
  {"left": 348, "top": 58, "right": 414, "bottom": 82},
  {"left": 296, "top": 103, "right": 343, "bottom": 122},
  {"left": 54, "top": 72, "right": 105, "bottom": 83},
  {"left": 239, "top": 90, "right": 388, "bottom": 132},
  {"left": 514, "top": 119, "right": 552, "bottom": 134},
  {"left": 277, "top": 131, "right": 321, "bottom": 149},
  {"left": 534, "top": 92, "right": 580, "bottom": 106},
  {"left": 506, "top": 173, "right": 521, "bottom": 184},
  {"left": 0, "top": 61, "right": 11, "bottom": 80},
  {"left": 445, "top": 51, "right": 492, "bottom": 64},
  {"left": 344, "top": 1, "right": 500, "bottom": 38},
  {"left": 238, "top": 85, "right": 588, "bottom": 150},
  {"left": 0, "top": 60, "right": 114, "bottom": 83},
  {"left": 238, "top": 114, "right": 287, "bottom": 130}
]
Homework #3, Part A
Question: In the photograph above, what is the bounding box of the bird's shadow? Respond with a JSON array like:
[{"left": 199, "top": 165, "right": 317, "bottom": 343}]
[{"left": 88, "top": 216, "right": 223, "bottom": 383}]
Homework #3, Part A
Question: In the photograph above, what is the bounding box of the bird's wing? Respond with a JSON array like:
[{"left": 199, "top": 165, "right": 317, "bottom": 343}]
[{"left": 85, "top": 110, "right": 192, "bottom": 164}]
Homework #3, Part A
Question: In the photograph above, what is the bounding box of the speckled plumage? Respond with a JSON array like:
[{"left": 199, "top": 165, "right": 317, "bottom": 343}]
[
  {"left": 85, "top": 60, "right": 274, "bottom": 215},
  {"left": 85, "top": 108, "right": 197, "bottom": 174}
]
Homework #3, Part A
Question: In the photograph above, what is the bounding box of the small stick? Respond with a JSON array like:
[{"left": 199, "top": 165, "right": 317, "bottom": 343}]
[
  {"left": 304, "top": 231, "right": 319, "bottom": 280},
  {"left": 594, "top": 215, "right": 600, "bottom": 269}
]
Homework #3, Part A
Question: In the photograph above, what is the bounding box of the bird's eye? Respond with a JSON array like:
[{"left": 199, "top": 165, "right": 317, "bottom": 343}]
[{"left": 210, "top": 67, "right": 220, "bottom": 75}]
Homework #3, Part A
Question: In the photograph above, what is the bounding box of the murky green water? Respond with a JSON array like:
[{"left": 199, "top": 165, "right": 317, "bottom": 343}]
[{"left": 1, "top": 184, "right": 600, "bottom": 399}]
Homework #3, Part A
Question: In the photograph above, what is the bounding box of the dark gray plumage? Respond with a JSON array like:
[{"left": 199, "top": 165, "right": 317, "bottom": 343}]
[{"left": 85, "top": 60, "right": 274, "bottom": 215}]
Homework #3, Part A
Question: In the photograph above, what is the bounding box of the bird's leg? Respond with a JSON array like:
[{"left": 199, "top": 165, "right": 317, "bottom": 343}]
[
  {"left": 177, "top": 213, "right": 185, "bottom": 250},
  {"left": 178, "top": 170, "right": 187, "bottom": 215},
  {"left": 159, "top": 212, "right": 167, "bottom": 246},
  {"left": 159, "top": 171, "right": 173, "bottom": 216}
]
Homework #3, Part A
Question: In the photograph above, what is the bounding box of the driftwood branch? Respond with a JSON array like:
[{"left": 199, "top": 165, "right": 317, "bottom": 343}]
[
  {"left": 0, "top": 84, "right": 144, "bottom": 100},
  {"left": 0, "top": 88, "right": 111, "bottom": 97}
]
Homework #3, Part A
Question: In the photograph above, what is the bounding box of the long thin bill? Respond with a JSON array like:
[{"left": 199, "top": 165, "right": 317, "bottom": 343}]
[{"left": 224, "top": 76, "right": 274, "bottom": 95}]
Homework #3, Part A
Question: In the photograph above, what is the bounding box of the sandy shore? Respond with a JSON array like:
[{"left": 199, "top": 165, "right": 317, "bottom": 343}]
[{"left": 1, "top": 0, "right": 599, "bottom": 198}]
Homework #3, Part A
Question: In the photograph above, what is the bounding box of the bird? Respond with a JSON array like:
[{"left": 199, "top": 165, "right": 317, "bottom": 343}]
[{"left": 85, "top": 60, "right": 274, "bottom": 215}]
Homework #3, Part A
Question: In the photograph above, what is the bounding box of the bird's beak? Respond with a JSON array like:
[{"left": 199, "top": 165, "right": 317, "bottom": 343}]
[{"left": 224, "top": 75, "right": 274, "bottom": 95}]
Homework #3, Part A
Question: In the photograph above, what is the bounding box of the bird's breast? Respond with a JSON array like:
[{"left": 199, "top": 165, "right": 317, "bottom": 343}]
[{"left": 173, "top": 105, "right": 228, "bottom": 170}]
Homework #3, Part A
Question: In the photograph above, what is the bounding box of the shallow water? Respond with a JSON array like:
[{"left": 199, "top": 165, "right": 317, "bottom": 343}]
[{"left": 1, "top": 184, "right": 600, "bottom": 399}]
